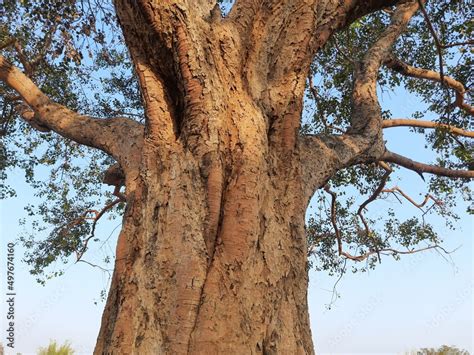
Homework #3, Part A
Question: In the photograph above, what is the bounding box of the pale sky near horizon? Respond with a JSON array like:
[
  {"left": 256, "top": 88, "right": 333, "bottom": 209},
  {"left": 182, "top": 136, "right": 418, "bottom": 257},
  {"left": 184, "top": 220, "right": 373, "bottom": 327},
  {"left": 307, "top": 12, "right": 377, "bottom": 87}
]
[{"left": 0, "top": 59, "right": 472, "bottom": 355}]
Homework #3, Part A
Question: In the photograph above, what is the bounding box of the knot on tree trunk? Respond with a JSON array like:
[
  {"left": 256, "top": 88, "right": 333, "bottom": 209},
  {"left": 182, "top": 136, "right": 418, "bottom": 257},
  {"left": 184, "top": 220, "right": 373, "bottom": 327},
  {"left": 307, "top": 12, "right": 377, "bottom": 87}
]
[{"left": 103, "top": 163, "right": 125, "bottom": 187}]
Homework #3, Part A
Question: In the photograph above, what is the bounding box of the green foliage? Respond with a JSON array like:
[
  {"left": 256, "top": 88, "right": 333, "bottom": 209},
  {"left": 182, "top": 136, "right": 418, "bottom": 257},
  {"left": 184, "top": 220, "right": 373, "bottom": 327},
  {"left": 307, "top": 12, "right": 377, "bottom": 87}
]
[
  {"left": 1, "top": 0, "right": 134, "bottom": 282},
  {"left": 37, "top": 340, "right": 75, "bottom": 355},
  {"left": 305, "top": 0, "right": 472, "bottom": 275}
]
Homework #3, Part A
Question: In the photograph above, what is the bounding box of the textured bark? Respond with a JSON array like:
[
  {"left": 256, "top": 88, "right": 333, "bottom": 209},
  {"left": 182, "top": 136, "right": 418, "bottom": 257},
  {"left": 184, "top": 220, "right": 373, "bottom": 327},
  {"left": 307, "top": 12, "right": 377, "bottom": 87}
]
[
  {"left": 93, "top": 2, "right": 337, "bottom": 353},
  {"left": 95, "top": 139, "right": 317, "bottom": 354},
  {"left": 93, "top": 2, "right": 423, "bottom": 352}
]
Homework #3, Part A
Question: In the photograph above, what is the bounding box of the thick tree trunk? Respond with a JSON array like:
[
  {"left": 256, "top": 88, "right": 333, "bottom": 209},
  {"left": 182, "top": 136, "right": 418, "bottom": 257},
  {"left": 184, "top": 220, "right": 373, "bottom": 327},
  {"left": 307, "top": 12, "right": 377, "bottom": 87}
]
[
  {"left": 92, "top": 60, "right": 319, "bottom": 350},
  {"left": 92, "top": 4, "right": 322, "bottom": 353},
  {"left": 91, "top": 1, "right": 396, "bottom": 353},
  {"left": 95, "top": 113, "right": 314, "bottom": 354}
]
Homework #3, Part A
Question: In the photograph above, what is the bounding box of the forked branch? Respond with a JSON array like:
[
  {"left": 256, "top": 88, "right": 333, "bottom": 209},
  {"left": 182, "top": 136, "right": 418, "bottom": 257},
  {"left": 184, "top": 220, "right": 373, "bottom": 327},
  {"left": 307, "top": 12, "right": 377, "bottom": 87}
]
[
  {"left": 75, "top": 198, "right": 124, "bottom": 262},
  {"left": 229, "top": 0, "right": 406, "bottom": 149},
  {"left": 357, "top": 164, "right": 392, "bottom": 239},
  {"left": 323, "top": 184, "right": 451, "bottom": 263},
  {"left": 382, "top": 186, "right": 442, "bottom": 210}
]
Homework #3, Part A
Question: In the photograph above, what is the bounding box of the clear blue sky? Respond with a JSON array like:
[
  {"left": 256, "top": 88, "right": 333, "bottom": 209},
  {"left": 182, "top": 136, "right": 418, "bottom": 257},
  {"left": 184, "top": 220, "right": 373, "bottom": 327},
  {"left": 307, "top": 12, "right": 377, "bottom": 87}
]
[{"left": 0, "top": 75, "right": 472, "bottom": 355}]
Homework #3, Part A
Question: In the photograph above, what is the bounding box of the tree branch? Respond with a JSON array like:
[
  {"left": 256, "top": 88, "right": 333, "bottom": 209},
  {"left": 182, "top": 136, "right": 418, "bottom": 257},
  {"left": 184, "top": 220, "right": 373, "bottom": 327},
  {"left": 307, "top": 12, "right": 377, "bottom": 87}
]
[
  {"left": 384, "top": 57, "right": 474, "bottom": 115},
  {"left": 349, "top": 1, "right": 420, "bottom": 136},
  {"left": 301, "top": 1, "right": 421, "bottom": 184},
  {"left": 382, "top": 119, "right": 474, "bottom": 137},
  {"left": 0, "top": 55, "right": 144, "bottom": 168},
  {"left": 382, "top": 186, "right": 442, "bottom": 210},
  {"left": 308, "top": 76, "right": 344, "bottom": 133},
  {"left": 357, "top": 164, "right": 392, "bottom": 241},
  {"left": 323, "top": 183, "right": 448, "bottom": 263},
  {"left": 229, "top": 0, "right": 404, "bottom": 149},
  {"left": 75, "top": 198, "right": 123, "bottom": 262},
  {"left": 113, "top": 0, "right": 220, "bottom": 144},
  {"left": 441, "top": 40, "right": 474, "bottom": 49},
  {"left": 416, "top": 0, "right": 445, "bottom": 85},
  {"left": 381, "top": 150, "right": 474, "bottom": 178}
]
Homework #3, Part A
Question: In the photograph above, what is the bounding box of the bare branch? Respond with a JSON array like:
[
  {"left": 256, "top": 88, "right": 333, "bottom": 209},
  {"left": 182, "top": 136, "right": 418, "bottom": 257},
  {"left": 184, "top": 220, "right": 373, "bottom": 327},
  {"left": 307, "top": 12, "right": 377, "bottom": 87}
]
[
  {"left": 324, "top": 184, "right": 379, "bottom": 262},
  {"left": 382, "top": 119, "right": 474, "bottom": 137},
  {"left": 441, "top": 40, "right": 474, "bottom": 49},
  {"left": 384, "top": 57, "right": 474, "bottom": 115},
  {"left": 382, "top": 186, "right": 442, "bottom": 210},
  {"left": 322, "top": 183, "right": 449, "bottom": 263},
  {"left": 75, "top": 198, "right": 123, "bottom": 262},
  {"left": 357, "top": 164, "right": 392, "bottom": 239},
  {"left": 76, "top": 259, "right": 113, "bottom": 276},
  {"left": 381, "top": 150, "right": 474, "bottom": 178},
  {"left": 417, "top": 0, "right": 445, "bottom": 85},
  {"left": 0, "top": 55, "right": 144, "bottom": 166},
  {"left": 343, "top": 244, "right": 454, "bottom": 262}
]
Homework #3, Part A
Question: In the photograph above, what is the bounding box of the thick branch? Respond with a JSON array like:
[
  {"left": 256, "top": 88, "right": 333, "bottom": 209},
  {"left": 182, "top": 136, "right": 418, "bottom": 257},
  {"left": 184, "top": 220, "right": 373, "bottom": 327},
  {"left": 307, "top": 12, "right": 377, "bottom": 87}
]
[
  {"left": 301, "top": 1, "right": 421, "bottom": 188},
  {"left": 382, "top": 119, "right": 474, "bottom": 137},
  {"left": 0, "top": 55, "right": 144, "bottom": 166},
  {"left": 381, "top": 150, "right": 474, "bottom": 178},
  {"left": 349, "top": 1, "right": 420, "bottom": 135},
  {"left": 384, "top": 57, "right": 474, "bottom": 115},
  {"left": 230, "top": 0, "right": 403, "bottom": 150},
  {"left": 113, "top": 0, "right": 220, "bottom": 143}
]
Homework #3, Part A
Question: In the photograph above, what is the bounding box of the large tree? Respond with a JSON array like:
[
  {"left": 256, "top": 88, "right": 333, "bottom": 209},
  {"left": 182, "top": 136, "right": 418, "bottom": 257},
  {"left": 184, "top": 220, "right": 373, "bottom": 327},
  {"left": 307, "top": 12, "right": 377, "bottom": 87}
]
[{"left": 1, "top": 0, "right": 472, "bottom": 353}]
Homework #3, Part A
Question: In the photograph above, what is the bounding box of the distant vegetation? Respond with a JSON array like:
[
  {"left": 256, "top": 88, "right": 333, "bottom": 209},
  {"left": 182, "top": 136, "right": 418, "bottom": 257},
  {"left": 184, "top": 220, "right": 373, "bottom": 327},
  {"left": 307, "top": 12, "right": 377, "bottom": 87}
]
[
  {"left": 406, "top": 345, "right": 470, "bottom": 355},
  {"left": 37, "top": 340, "right": 75, "bottom": 355}
]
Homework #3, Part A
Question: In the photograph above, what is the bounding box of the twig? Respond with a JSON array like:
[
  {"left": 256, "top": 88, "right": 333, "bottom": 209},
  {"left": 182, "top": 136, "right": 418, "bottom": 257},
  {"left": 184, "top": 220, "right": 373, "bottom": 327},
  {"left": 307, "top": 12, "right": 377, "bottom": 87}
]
[
  {"left": 75, "top": 198, "right": 123, "bottom": 261},
  {"left": 381, "top": 186, "right": 442, "bottom": 211},
  {"left": 77, "top": 259, "right": 112, "bottom": 276},
  {"left": 417, "top": 0, "right": 445, "bottom": 85},
  {"left": 308, "top": 76, "right": 345, "bottom": 133},
  {"left": 356, "top": 163, "right": 392, "bottom": 261}
]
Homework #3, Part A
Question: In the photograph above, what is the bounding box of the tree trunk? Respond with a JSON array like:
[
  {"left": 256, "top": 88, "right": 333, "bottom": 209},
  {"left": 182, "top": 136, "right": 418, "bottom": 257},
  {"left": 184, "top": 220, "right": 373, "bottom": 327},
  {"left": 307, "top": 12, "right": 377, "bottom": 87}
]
[
  {"left": 94, "top": 94, "right": 317, "bottom": 353},
  {"left": 90, "top": 1, "right": 395, "bottom": 353}
]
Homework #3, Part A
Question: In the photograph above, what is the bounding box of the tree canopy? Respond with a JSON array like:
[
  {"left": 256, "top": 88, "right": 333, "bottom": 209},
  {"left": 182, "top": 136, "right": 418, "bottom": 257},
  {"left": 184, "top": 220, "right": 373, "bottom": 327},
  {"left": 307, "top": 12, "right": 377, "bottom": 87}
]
[{"left": 0, "top": 0, "right": 472, "bottom": 282}]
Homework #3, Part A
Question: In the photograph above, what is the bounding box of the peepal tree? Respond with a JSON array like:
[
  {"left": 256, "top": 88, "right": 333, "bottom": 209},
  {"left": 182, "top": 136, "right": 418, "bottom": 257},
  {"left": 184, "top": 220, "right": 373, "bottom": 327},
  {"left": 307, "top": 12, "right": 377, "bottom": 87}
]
[{"left": 0, "top": 0, "right": 472, "bottom": 353}]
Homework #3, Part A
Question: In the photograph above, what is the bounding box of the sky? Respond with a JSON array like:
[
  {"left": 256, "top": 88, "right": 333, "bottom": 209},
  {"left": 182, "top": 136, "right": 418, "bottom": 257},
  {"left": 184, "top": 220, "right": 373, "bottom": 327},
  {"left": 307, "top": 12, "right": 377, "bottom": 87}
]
[{"left": 0, "top": 85, "right": 472, "bottom": 355}]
